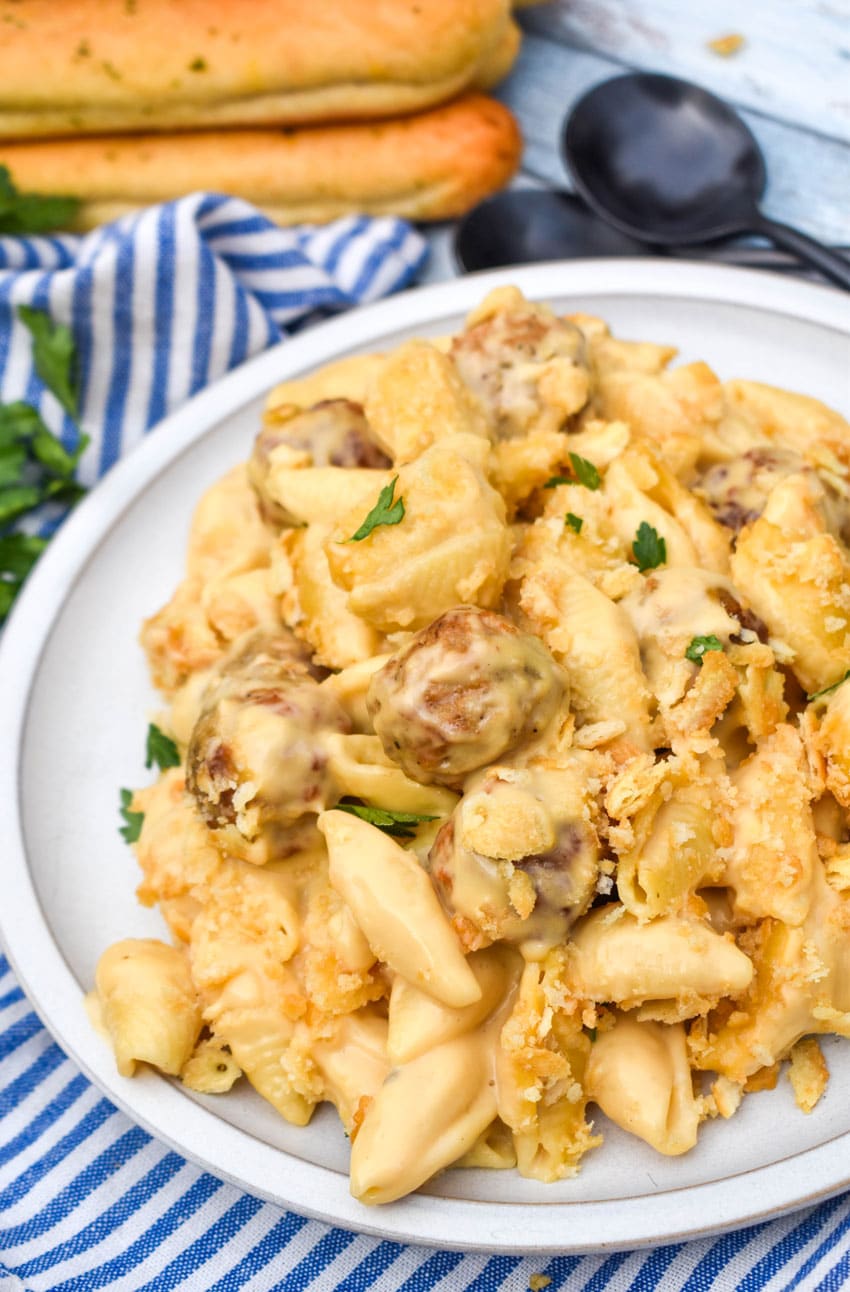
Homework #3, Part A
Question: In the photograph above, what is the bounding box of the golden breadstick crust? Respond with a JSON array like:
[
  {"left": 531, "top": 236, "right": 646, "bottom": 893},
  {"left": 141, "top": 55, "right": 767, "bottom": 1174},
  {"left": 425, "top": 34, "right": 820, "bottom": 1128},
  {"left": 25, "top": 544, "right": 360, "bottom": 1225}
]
[
  {"left": 0, "top": 94, "right": 522, "bottom": 227},
  {"left": 474, "top": 18, "right": 522, "bottom": 88},
  {"left": 0, "top": 0, "right": 515, "bottom": 137}
]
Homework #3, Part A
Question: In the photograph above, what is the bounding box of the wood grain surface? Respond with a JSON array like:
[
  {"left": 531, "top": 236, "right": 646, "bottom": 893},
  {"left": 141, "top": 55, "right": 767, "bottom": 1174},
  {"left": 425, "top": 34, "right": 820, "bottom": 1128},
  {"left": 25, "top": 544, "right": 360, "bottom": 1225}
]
[{"left": 422, "top": 1, "right": 850, "bottom": 280}]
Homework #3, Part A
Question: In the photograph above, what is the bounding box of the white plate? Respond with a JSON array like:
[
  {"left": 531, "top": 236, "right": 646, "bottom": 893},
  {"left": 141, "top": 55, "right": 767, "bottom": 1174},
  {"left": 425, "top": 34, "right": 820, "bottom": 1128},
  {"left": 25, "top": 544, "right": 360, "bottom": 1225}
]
[{"left": 2, "top": 261, "right": 850, "bottom": 1255}]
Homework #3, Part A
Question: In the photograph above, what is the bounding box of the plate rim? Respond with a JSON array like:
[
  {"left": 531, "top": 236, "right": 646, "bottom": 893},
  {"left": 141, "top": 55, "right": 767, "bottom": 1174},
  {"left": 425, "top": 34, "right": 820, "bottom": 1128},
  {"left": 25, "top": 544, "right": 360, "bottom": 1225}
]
[{"left": 2, "top": 258, "right": 850, "bottom": 1254}]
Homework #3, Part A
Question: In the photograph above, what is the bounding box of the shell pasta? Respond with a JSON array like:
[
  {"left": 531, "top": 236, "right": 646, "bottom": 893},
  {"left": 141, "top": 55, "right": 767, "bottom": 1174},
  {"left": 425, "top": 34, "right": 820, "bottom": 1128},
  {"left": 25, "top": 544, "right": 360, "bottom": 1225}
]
[{"left": 92, "top": 286, "right": 850, "bottom": 1204}]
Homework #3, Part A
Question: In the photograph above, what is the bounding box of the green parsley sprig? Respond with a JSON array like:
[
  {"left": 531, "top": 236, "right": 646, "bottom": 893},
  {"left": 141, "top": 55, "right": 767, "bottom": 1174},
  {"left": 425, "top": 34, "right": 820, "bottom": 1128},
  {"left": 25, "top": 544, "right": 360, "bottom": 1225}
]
[
  {"left": 0, "top": 534, "right": 47, "bottom": 619},
  {"left": 0, "top": 401, "right": 87, "bottom": 511},
  {"left": 347, "top": 476, "right": 405, "bottom": 542},
  {"left": 0, "top": 166, "right": 79, "bottom": 236},
  {"left": 119, "top": 724, "right": 184, "bottom": 845},
  {"left": 336, "top": 799, "right": 437, "bottom": 839},
  {"left": 808, "top": 670, "right": 850, "bottom": 704},
  {"left": 145, "top": 723, "right": 181, "bottom": 771},
  {"left": 544, "top": 452, "right": 601, "bottom": 492},
  {"left": 18, "top": 306, "right": 79, "bottom": 418},
  {"left": 565, "top": 512, "right": 583, "bottom": 534},
  {"left": 0, "top": 310, "right": 86, "bottom": 624},
  {"left": 632, "top": 521, "right": 666, "bottom": 572},
  {"left": 685, "top": 635, "right": 724, "bottom": 664},
  {"left": 118, "top": 788, "right": 144, "bottom": 844},
  {"left": 568, "top": 452, "right": 601, "bottom": 490}
]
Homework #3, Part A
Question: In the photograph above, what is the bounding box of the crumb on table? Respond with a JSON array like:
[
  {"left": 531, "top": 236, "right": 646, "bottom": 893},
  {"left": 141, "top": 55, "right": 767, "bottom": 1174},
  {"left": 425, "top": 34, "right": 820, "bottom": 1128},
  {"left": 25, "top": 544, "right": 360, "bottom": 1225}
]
[{"left": 707, "top": 33, "right": 746, "bottom": 56}]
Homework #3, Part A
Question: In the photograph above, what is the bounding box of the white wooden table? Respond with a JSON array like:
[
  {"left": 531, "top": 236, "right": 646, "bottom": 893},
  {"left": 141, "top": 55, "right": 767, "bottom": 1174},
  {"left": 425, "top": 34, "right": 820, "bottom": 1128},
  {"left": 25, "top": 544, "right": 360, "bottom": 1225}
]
[{"left": 422, "top": 0, "right": 850, "bottom": 282}]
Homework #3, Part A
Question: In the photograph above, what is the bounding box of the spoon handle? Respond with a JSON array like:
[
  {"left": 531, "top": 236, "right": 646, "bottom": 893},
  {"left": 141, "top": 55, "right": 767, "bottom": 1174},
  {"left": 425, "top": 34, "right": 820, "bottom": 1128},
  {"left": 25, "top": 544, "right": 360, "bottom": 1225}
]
[{"left": 752, "top": 215, "right": 850, "bottom": 290}]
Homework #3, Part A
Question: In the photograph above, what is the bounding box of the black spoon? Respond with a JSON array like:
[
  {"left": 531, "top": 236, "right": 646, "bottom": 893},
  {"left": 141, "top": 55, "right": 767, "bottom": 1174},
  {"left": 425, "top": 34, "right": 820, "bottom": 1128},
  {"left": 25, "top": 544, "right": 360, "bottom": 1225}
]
[
  {"left": 453, "top": 188, "right": 850, "bottom": 276},
  {"left": 455, "top": 190, "right": 647, "bottom": 271},
  {"left": 562, "top": 72, "right": 850, "bottom": 291}
]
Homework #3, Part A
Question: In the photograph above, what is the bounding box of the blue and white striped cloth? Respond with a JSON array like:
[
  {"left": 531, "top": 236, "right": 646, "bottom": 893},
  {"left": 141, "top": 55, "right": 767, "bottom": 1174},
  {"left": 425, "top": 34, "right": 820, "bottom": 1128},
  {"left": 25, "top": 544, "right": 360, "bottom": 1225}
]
[
  {"left": 0, "top": 193, "right": 427, "bottom": 492},
  {"left": 2, "top": 943, "right": 850, "bottom": 1292},
  {"left": 2, "top": 194, "right": 850, "bottom": 1291}
]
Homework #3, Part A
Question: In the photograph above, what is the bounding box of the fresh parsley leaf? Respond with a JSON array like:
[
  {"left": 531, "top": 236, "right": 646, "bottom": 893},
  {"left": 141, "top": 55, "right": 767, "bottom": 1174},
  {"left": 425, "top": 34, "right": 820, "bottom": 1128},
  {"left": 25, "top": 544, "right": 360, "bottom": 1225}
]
[
  {"left": 632, "top": 521, "right": 667, "bottom": 572},
  {"left": 0, "top": 166, "right": 79, "bottom": 235},
  {"left": 808, "top": 670, "right": 850, "bottom": 704},
  {"left": 0, "top": 533, "right": 48, "bottom": 624},
  {"left": 565, "top": 512, "right": 583, "bottom": 534},
  {"left": 336, "top": 800, "right": 437, "bottom": 839},
  {"left": 0, "top": 423, "right": 87, "bottom": 620},
  {"left": 0, "top": 485, "right": 45, "bottom": 525},
  {"left": 0, "top": 330, "right": 86, "bottom": 623},
  {"left": 569, "top": 452, "right": 601, "bottom": 490},
  {"left": 685, "top": 634, "right": 724, "bottom": 664},
  {"left": 17, "top": 306, "right": 79, "bottom": 418},
  {"left": 0, "top": 533, "right": 48, "bottom": 579},
  {"left": 544, "top": 455, "right": 601, "bottom": 491},
  {"left": 0, "top": 402, "right": 43, "bottom": 448},
  {"left": 0, "top": 443, "right": 28, "bottom": 488},
  {"left": 42, "top": 475, "right": 86, "bottom": 505},
  {"left": 0, "top": 400, "right": 88, "bottom": 479},
  {"left": 118, "top": 788, "right": 144, "bottom": 843},
  {"left": 347, "top": 475, "right": 405, "bottom": 542},
  {"left": 0, "top": 581, "right": 17, "bottom": 619},
  {"left": 145, "top": 723, "right": 181, "bottom": 771},
  {"left": 32, "top": 424, "right": 89, "bottom": 478}
]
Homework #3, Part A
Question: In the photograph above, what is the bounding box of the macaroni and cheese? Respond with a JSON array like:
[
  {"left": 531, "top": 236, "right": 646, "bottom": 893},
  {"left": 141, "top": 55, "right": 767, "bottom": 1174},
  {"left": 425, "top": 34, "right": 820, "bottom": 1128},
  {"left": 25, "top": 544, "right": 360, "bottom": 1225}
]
[{"left": 90, "top": 287, "right": 850, "bottom": 1204}]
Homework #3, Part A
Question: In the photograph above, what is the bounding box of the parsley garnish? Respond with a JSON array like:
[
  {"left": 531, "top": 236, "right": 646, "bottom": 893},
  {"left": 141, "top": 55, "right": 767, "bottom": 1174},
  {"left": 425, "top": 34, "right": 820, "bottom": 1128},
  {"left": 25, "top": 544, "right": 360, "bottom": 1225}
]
[
  {"left": 685, "top": 634, "right": 724, "bottom": 664},
  {"left": 119, "top": 724, "right": 179, "bottom": 846},
  {"left": 18, "top": 306, "right": 79, "bottom": 418},
  {"left": 118, "top": 788, "right": 144, "bottom": 843},
  {"left": 565, "top": 512, "right": 583, "bottom": 534},
  {"left": 544, "top": 454, "right": 601, "bottom": 492},
  {"left": 347, "top": 476, "right": 405, "bottom": 542},
  {"left": 0, "top": 166, "right": 79, "bottom": 236},
  {"left": 0, "top": 401, "right": 87, "bottom": 479},
  {"left": 0, "top": 534, "right": 48, "bottom": 619},
  {"left": 0, "top": 389, "right": 88, "bottom": 623},
  {"left": 808, "top": 670, "right": 850, "bottom": 704},
  {"left": 145, "top": 723, "right": 181, "bottom": 771},
  {"left": 632, "top": 521, "right": 666, "bottom": 572},
  {"left": 569, "top": 452, "right": 601, "bottom": 490},
  {"left": 336, "top": 800, "right": 436, "bottom": 839}
]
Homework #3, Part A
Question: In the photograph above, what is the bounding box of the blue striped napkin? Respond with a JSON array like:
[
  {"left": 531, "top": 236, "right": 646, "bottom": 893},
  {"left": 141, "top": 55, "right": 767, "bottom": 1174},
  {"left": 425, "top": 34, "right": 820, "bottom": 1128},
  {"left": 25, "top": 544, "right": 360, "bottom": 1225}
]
[
  {"left": 1, "top": 194, "right": 849, "bottom": 1292},
  {"left": 0, "top": 194, "right": 427, "bottom": 496}
]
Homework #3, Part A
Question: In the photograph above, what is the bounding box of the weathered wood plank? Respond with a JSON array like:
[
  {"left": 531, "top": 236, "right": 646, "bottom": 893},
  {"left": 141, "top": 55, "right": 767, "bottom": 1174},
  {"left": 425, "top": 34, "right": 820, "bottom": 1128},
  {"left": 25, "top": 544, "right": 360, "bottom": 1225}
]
[
  {"left": 494, "top": 35, "right": 850, "bottom": 244},
  {"left": 520, "top": 0, "right": 850, "bottom": 143}
]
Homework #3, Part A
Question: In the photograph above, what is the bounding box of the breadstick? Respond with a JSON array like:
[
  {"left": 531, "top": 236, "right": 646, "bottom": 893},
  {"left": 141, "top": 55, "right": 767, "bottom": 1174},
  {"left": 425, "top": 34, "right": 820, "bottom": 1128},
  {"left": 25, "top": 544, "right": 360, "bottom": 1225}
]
[
  {"left": 0, "top": 0, "right": 518, "bottom": 137},
  {"left": 0, "top": 94, "right": 522, "bottom": 226}
]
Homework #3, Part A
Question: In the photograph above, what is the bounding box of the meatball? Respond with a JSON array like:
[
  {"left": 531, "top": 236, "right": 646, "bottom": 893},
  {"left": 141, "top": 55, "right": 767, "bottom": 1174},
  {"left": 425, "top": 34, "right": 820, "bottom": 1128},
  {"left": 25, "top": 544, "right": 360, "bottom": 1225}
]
[
  {"left": 186, "top": 629, "right": 351, "bottom": 840},
  {"left": 697, "top": 446, "right": 848, "bottom": 541},
  {"left": 214, "top": 626, "right": 326, "bottom": 685},
  {"left": 620, "top": 568, "right": 769, "bottom": 710},
  {"left": 451, "top": 294, "right": 590, "bottom": 439},
  {"left": 366, "top": 606, "right": 566, "bottom": 787},
  {"left": 428, "top": 766, "right": 599, "bottom": 949},
  {"left": 249, "top": 399, "right": 391, "bottom": 525}
]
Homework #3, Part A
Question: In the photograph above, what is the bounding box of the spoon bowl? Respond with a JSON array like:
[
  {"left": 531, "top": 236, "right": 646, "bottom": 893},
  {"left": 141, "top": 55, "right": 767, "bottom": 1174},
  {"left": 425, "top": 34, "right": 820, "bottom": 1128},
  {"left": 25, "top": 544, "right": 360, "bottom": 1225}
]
[
  {"left": 454, "top": 189, "right": 648, "bottom": 272},
  {"left": 562, "top": 72, "right": 850, "bottom": 289},
  {"left": 453, "top": 188, "right": 850, "bottom": 277}
]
